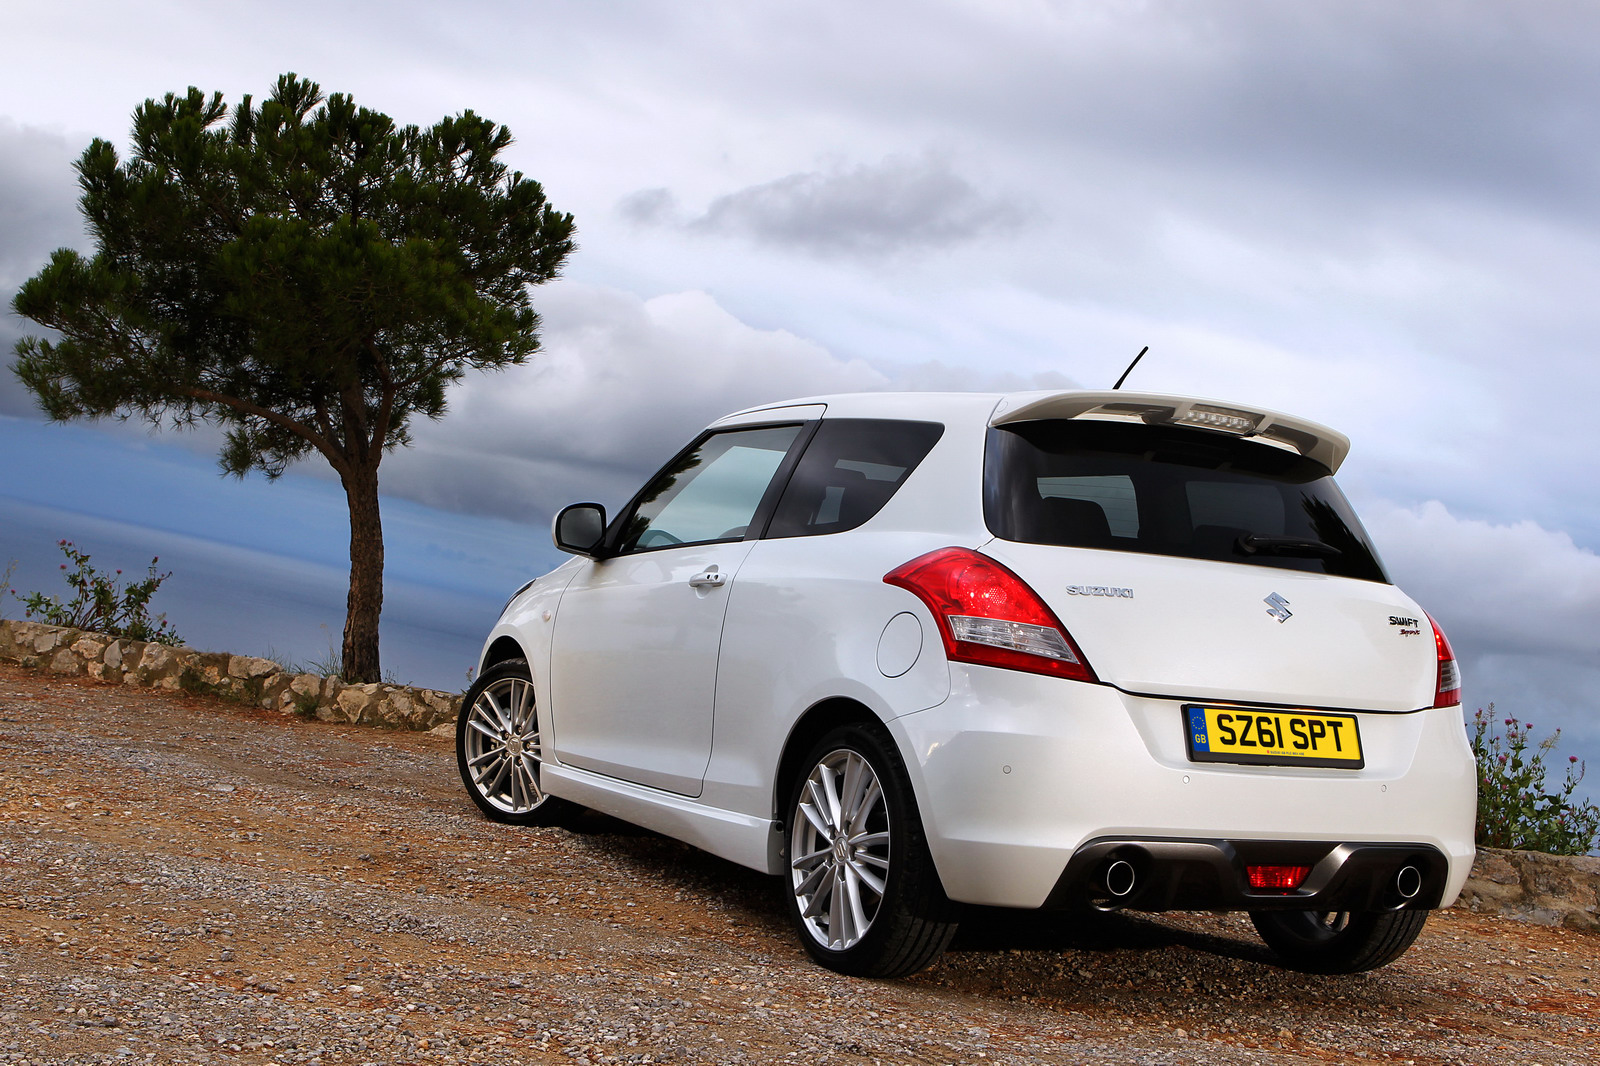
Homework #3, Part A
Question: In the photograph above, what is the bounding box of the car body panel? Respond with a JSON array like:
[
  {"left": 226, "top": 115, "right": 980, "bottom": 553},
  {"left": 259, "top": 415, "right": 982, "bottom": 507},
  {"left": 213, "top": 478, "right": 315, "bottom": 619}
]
[
  {"left": 703, "top": 531, "right": 958, "bottom": 816},
  {"left": 548, "top": 539, "right": 758, "bottom": 796},
  {"left": 981, "top": 540, "right": 1438, "bottom": 712},
  {"left": 889, "top": 664, "right": 1476, "bottom": 909}
]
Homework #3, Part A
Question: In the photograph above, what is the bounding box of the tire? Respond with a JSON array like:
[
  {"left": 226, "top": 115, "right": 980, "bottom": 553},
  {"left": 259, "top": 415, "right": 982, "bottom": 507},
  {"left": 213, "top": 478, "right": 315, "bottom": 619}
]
[
  {"left": 456, "top": 658, "right": 573, "bottom": 826},
  {"left": 782, "top": 723, "right": 960, "bottom": 977},
  {"left": 1250, "top": 907, "right": 1428, "bottom": 974}
]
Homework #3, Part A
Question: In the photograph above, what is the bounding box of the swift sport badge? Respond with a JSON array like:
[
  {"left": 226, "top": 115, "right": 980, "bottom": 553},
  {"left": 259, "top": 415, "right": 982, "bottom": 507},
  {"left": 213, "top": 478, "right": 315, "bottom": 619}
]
[{"left": 1264, "top": 592, "right": 1292, "bottom": 623}]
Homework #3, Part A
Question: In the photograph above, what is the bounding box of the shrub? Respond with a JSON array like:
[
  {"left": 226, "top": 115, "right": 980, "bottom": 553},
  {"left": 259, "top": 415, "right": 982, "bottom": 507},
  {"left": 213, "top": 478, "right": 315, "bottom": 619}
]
[
  {"left": 1470, "top": 705, "right": 1600, "bottom": 856},
  {"left": 16, "top": 540, "right": 182, "bottom": 646}
]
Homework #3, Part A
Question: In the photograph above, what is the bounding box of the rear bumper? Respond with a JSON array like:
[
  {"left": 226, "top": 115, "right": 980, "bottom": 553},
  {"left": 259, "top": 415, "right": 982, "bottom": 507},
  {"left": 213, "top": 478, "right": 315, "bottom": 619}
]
[
  {"left": 887, "top": 665, "right": 1478, "bottom": 910},
  {"left": 1045, "top": 837, "right": 1450, "bottom": 912}
]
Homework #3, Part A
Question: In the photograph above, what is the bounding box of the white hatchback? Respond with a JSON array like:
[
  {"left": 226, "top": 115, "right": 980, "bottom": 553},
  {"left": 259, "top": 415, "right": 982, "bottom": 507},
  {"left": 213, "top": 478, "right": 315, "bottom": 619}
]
[{"left": 456, "top": 390, "right": 1476, "bottom": 977}]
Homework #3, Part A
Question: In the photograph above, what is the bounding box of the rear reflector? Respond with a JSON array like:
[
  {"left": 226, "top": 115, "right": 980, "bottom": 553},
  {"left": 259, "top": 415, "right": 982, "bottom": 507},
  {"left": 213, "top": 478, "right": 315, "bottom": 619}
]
[
  {"left": 885, "top": 548, "right": 1096, "bottom": 682},
  {"left": 1427, "top": 612, "right": 1461, "bottom": 708},
  {"left": 1246, "top": 865, "right": 1311, "bottom": 892}
]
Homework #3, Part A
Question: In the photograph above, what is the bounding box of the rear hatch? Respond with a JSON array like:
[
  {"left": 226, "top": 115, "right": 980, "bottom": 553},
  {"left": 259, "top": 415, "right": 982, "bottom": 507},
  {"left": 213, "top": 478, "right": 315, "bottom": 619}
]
[{"left": 981, "top": 407, "right": 1437, "bottom": 712}]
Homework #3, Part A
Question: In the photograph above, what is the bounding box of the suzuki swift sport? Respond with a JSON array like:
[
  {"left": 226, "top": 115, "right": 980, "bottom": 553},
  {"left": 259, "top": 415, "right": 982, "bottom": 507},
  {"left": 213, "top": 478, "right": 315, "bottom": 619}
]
[{"left": 456, "top": 390, "right": 1476, "bottom": 977}]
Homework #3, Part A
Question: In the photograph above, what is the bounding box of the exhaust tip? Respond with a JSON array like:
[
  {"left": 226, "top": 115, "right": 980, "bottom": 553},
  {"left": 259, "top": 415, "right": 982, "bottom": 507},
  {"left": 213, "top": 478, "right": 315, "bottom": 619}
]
[
  {"left": 1103, "top": 858, "right": 1137, "bottom": 898},
  {"left": 1395, "top": 864, "right": 1423, "bottom": 900}
]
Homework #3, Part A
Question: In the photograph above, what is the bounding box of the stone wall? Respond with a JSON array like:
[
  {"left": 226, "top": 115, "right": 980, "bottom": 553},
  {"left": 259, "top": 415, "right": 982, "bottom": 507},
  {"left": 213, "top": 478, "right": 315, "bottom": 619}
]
[
  {"left": 1457, "top": 846, "right": 1600, "bottom": 932},
  {"left": 0, "top": 618, "right": 460, "bottom": 731}
]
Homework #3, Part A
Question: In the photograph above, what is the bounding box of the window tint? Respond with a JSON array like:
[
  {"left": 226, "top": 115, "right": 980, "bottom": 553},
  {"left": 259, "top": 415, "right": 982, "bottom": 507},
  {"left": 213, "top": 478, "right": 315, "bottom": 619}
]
[
  {"left": 766, "top": 419, "right": 944, "bottom": 538},
  {"left": 618, "top": 425, "right": 802, "bottom": 552},
  {"left": 985, "top": 420, "right": 1388, "bottom": 582}
]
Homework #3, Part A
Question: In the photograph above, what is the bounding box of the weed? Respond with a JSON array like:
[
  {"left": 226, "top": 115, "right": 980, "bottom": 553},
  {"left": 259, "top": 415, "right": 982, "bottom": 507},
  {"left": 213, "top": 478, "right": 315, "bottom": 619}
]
[
  {"left": 0, "top": 559, "right": 16, "bottom": 618},
  {"left": 16, "top": 540, "right": 182, "bottom": 645},
  {"left": 1471, "top": 704, "right": 1600, "bottom": 856}
]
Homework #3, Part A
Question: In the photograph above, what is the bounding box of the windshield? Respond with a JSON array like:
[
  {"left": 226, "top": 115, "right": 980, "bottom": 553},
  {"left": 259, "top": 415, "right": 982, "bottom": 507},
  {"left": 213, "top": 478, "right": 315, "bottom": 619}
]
[{"left": 984, "top": 420, "right": 1388, "bottom": 582}]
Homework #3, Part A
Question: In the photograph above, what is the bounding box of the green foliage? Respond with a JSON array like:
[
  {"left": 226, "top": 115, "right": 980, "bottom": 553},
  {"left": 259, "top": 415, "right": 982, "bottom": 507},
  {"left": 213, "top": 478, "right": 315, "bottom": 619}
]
[
  {"left": 16, "top": 540, "right": 182, "bottom": 645},
  {"left": 1471, "top": 705, "right": 1600, "bottom": 856},
  {"left": 10, "top": 73, "right": 574, "bottom": 682}
]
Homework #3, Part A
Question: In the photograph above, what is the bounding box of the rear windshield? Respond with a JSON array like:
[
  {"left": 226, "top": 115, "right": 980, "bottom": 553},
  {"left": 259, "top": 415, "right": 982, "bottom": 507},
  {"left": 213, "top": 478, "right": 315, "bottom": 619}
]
[{"left": 985, "top": 420, "right": 1388, "bottom": 582}]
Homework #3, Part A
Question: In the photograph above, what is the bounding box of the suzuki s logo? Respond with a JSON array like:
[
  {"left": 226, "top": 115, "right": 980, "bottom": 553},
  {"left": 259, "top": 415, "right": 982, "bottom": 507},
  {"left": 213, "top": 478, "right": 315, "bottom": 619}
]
[{"left": 1264, "top": 593, "right": 1292, "bottom": 623}]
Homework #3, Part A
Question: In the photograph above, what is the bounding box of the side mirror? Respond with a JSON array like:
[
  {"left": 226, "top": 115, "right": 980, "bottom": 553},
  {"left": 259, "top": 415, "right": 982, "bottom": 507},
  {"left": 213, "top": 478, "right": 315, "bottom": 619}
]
[{"left": 553, "top": 502, "right": 608, "bottom": 557}]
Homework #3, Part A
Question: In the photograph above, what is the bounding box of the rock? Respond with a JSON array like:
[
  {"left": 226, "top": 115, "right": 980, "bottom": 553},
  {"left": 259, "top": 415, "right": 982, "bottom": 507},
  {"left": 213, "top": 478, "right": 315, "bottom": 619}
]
[
  {"left": 335, "top": 683, "right": 382, "bottom": 724},
  {"left": 1457, "top": 847, "right": 1600, "bottom": 932},
  {"left": 229, "top": 655, "right": 280, "bottom": 680},
  {"left": 32, "top": 625, "right": 68, "bottom": 654},
  {"left": 135, "top": 642, "right": 179, "bottom": 683},
  {"left": 49, "top": 648, "right": 85, "bottom": 676},
  {"left": 72, "top": 636, "right": 108, "bottom": 661}
]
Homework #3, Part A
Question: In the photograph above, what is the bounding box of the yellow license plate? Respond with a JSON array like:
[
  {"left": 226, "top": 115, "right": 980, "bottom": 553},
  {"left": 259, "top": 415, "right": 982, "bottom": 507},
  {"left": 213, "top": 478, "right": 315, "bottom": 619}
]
[{"left": 1184, "top": 705, "right": 1364, "bottom": 769}]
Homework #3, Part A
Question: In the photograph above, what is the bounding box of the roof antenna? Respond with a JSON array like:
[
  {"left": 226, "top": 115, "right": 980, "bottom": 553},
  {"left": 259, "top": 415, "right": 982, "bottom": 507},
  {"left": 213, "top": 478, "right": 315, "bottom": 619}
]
[{"left": 1111, "top": 345, "right": 1149, "bottom": 390}]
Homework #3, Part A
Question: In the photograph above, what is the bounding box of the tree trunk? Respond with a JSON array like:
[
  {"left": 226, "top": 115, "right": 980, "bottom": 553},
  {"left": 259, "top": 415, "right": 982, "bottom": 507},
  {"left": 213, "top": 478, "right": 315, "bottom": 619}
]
[{"left": 341, "top": 464, "right": 385, "bottom": 683}]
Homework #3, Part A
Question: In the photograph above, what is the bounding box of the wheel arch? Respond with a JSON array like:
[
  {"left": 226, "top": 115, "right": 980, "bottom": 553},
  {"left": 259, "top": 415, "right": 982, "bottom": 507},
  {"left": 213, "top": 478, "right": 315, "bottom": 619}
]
[
  {"left": 479, "top": 636, "right": 526, "bottom": 675},
  {"left": 772, "top": 696, "right": 888, "bottom": 827}
]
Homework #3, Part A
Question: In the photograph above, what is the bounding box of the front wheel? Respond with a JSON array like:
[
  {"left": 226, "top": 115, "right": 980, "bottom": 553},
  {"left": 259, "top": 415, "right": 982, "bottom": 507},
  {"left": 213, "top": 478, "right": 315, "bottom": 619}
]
[
  {"left": 1250, "top": 907, "right": 1428, "bottom": 974},
  {"left": 783, "top": 723, "right": 959, "bottom": 977},
  {"left": 456, "top": 658, "right": 573, "bottom": 826}
]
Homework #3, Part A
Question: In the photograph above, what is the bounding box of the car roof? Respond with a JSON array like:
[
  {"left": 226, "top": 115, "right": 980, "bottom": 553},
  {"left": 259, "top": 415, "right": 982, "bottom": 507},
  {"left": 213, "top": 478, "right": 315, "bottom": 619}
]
[{"left": 713, "top": 389, "right": 1351, "bottom": 472}]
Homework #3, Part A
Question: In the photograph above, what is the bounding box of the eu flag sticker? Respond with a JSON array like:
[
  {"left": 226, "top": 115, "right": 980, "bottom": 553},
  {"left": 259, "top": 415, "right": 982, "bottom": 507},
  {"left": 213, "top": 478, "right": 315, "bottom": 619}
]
[{"left": 1187, "top": 706, "right": 1210, "bottom": 753}]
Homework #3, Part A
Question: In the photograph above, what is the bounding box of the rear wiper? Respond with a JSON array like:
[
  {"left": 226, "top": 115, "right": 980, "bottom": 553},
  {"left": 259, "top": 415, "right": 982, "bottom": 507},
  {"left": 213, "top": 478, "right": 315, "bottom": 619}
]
[{"left": 1236, "top": 533, "right": 1343, "bottom": 558}]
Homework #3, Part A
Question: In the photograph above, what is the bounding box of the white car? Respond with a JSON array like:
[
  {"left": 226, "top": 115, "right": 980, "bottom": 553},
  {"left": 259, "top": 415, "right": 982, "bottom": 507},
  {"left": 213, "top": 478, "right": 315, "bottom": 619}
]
[{"left": 456, "top": 389, "right": 1476, "bottom": 977}]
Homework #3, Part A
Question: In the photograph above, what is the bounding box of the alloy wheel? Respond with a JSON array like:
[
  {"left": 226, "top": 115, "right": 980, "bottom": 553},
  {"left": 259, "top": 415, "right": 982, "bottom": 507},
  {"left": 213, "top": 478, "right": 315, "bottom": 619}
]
[
  {"left": 461, "top": 675, "right": 545, "bottom": 814},
  {"left": 790, "top": 748, "right": 892, "bottom": 950}
]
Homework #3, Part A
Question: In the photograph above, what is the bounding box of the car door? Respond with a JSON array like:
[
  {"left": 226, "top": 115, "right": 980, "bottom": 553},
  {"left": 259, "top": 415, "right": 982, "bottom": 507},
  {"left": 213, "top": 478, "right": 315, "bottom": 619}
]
[{"left": 548, "top": 421, "right": 810, "bottom": 796}]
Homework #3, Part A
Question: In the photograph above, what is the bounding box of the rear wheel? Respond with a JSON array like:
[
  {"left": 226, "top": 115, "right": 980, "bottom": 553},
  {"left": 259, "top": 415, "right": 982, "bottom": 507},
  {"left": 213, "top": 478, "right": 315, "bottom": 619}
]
[
  {"left": 783, "top": 723, "right": 959, "bottom": 977},
  {"left": 456, "top": 658, "right": 573, "bottom": 826},
  {"left": 1250, "top": 908, "right": 1428, "bottom": 974}
]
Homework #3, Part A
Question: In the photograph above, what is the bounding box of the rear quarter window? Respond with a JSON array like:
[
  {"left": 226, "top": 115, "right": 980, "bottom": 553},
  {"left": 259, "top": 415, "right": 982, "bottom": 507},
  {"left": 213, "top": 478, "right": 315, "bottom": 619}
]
[
  {"left": 985, "top": 420, "right": 1388, "bottom": 582},
  {"left": 766, "top": 419, "right": 944, "bottom": 538}
]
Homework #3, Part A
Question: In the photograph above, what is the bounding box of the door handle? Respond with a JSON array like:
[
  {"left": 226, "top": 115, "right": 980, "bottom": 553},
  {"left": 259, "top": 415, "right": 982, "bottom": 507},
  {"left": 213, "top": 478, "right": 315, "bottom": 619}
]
[{"left": 688, "top": 569, "right": 727, "bottom": 589}]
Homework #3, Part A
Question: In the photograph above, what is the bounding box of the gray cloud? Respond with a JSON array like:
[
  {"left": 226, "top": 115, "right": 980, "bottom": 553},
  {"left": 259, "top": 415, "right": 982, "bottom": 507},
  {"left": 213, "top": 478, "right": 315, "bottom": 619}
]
[
  {"left": 626, "top": 155, "right": 1030, "bottom": 256},
  {"left": 1365, "top": 498, "right": 1600, "bottom": 801},
  {"left": 384, "top": 280, "right": 1087, "bottom": 524},
  {"left": 1, "top": 118, "right": 86, "bottom": 417}
]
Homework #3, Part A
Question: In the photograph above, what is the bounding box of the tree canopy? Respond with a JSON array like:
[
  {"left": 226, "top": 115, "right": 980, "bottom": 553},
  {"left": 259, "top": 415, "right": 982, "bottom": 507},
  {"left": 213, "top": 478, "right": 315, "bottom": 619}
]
[{"left": 12, "top": 73, "right": 575, "bottom": 682}]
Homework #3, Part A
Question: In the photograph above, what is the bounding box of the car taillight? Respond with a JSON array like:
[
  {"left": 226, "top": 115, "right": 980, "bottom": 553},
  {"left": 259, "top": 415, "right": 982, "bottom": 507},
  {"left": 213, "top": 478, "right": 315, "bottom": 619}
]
[
  {"left": 884, "top": 548, "right": 1097, "bottom": 682},
  {"left": 1427, "top": 612, "right": 1460, "bottom": 708}
]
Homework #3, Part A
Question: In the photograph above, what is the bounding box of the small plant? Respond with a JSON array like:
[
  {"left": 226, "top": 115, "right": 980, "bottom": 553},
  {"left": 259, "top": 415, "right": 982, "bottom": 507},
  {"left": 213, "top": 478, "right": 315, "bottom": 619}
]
[
  {"left": 1471, "top": 705, "right": 1600, "bottom": 856},
  {"left": 301, "top": 632, "right": 344, "bottom": 679},
  {"left": 16, "top": 540, "right": 182, "bottom": 645},
  {"left": 0, "top": 559, "right": 16, "bottom": 618}
]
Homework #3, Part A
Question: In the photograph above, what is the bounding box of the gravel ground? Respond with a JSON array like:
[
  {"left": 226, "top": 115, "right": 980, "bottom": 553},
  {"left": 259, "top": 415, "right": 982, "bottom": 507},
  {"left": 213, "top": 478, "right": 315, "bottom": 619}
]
[{"left": 1, "top": 664, "right": 1596, "bottom": 1066}]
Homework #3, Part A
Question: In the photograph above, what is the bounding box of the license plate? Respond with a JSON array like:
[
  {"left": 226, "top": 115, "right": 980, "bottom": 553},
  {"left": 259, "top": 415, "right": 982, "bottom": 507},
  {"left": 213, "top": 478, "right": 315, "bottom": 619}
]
[{"left": 1184, "top": 705, "right": 1364, "bottom": 769}]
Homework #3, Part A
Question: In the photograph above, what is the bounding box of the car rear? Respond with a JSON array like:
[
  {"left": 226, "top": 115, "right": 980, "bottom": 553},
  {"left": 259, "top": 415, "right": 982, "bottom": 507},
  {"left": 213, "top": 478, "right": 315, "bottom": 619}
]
[{"left": 884, "top": 392, "right": 1475, "bottom": 940}]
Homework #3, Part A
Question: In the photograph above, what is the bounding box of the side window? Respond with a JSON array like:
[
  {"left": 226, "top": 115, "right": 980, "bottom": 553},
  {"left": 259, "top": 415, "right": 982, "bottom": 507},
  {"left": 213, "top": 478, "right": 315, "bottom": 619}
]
[
  {"left": 765, "top": 419, "right": 944, "bottom": 538},
  {"left": 617, "top": 425, "right": 803, "bottom": 552}
]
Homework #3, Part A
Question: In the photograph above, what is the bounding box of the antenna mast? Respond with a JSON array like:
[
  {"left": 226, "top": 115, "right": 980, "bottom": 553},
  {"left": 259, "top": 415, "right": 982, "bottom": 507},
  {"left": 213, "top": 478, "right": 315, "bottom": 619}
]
[{"left": 1112, "top": 346, "right": 1149, "bottom": 390}]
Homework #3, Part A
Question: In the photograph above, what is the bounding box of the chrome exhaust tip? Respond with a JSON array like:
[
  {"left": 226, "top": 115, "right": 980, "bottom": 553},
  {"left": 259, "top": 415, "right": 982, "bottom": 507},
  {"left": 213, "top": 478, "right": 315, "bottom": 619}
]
[
  {"left": 1394, "top": 864, "right": 1423, "bottom": 900},
  {"left": 1103, "top": 858, "right": 1137, "bottom": 898}
]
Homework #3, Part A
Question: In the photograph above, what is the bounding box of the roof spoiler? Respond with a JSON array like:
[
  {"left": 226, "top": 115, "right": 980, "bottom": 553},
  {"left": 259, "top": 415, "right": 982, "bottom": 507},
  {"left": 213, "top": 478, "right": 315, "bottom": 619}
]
[{"left": 989, "top": 390, "right": 1351, "bottom": 472}]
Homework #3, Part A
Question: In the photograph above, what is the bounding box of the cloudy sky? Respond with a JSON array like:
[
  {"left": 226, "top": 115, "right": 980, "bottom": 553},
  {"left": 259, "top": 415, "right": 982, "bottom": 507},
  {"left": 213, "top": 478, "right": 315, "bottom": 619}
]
[{"left": 2, "top": 2, "right": 1597, "bottom": 796}]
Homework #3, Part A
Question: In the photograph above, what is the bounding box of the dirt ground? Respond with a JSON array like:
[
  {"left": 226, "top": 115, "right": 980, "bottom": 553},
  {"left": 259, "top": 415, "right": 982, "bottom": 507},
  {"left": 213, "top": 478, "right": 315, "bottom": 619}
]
[{"left": 0, "top": 664, "right": 1596, "bottom": 1066}]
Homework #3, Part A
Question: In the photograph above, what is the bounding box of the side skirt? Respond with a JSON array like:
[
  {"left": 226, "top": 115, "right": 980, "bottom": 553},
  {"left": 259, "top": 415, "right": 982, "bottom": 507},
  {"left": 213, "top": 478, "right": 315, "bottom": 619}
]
[{"left": 542, "top": 764, "right": 780, "bottom": 874}]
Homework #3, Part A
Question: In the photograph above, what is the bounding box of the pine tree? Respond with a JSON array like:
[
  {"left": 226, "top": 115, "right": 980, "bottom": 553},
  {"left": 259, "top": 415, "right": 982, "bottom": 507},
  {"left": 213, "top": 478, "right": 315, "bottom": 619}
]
[{"left": 12, "top": 74, "right": 575, "bottom": 682}]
